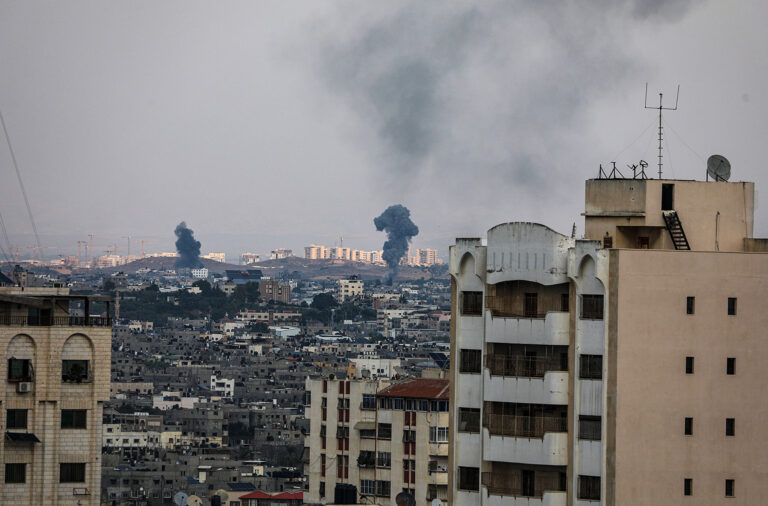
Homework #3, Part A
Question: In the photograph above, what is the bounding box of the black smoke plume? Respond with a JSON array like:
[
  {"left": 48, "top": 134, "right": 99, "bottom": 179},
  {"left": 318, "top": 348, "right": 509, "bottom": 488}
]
[
  {"left": 174, "top": 222, "right": 203, "bottom": 269},
  {"left": 374, "top": 204, "right": 419, "bottom": 284}
]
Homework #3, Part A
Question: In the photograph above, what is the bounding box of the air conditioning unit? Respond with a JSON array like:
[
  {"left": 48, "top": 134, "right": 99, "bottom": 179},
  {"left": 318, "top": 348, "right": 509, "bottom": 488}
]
[{"left": 17, "top": 382, "right": 32, "bottom": 393}]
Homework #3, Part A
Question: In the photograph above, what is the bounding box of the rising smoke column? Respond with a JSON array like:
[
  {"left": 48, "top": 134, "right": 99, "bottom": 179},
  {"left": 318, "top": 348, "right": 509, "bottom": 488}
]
[
  {"left": 174, "top": 222, "right": 203, "bottom": 269},
  {"left": 374, "top": 204, "right": 419, "bottom": 284}
]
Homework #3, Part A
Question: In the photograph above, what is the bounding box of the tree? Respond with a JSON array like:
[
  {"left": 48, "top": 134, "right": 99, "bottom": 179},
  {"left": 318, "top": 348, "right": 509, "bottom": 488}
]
[{"left": 311, "top": 292, "right": 338, "bottom": 311}]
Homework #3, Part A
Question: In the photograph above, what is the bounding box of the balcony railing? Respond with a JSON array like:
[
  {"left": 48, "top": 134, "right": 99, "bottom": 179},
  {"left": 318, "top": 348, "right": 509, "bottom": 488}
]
[
  {"left": 0, "top": 315, "right": 112, "bottom": 327},
  {"left": 484, "top": 414, "right": 567, "bottom": 438},
  {"left": 486, "top": 355, "right": 566, "bottom": 378},
  {"left": 482, "top": 471, "right": 565, "bottom": 498}
]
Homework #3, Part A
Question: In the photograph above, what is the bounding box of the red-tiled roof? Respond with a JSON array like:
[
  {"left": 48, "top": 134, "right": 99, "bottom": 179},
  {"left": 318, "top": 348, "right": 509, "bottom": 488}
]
[
  {"left": 377, "top": 378, "right": 449, "bottom": 399},
  {"left": 239, "top": 491, "right": 303, "bottom": 500}
]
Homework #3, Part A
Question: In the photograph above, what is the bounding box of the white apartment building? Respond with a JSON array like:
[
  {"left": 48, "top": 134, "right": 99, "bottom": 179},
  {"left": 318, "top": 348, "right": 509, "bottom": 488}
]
[
  {"left": 210, "top": 376, "right": 235, "bottom": 397},
  {"left": 350, "top": 358, "right": 402, "bottom": 379},
  {"left": 304, "top": 377, "right": 450, "bottom": 506},
  {"left": 202, "top": 252, "right": 226, "bottom": 263},
  {"left": 338, "top": 278, "right": 364, "bottom": 301}
]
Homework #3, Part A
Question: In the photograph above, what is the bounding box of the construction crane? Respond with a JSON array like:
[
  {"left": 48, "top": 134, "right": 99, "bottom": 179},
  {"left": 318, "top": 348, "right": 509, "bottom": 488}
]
[
  {"left": 121, "top": 235, "right": 131, "bottom": 258},
  {"left": 135, "top": 238, "right": 157, "bottom": 258},
  {"left": 76, "top": 240, "right": 87, "bottom": 266},
  {"left": 87, "top": 234, "right": 106, "bottom": 264}
]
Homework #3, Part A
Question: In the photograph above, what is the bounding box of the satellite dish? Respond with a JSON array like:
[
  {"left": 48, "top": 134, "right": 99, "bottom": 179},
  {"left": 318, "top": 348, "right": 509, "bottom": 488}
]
[
  {"left": 707, "top": 154, "right": 731, "bottom": 182},
  {"left": 187, "top": 495, "right": 203, "bottom": 506},
  {"left": 215, "top": 490, "right": 229, "bottom": 502},
  {"left": 173, "top": 492, "right": 189, "bottom": 506},
  {"left": 431, "top": 500, "right": 444, "bottom": 506},
  {"left": 396, "top": 492, "right": 416, "bottom": 506}
]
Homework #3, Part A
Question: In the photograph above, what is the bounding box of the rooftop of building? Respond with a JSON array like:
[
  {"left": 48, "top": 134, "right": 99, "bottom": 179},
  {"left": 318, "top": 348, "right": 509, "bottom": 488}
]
[{"left": 377, "top": 377, "right": 449, "bottom": 399}]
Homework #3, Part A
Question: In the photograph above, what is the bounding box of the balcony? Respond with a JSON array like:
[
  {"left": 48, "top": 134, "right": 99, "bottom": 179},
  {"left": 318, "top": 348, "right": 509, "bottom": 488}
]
[
  {"left": 484, "top": 369, "right": 568, "bottom": 405},
  {"left": 0, "top": 315, "right": 112, "bottom": 327},
  {"left": 483, "top": 429, "right": 568, "bottom": 466},
  {"left": 482, "top": 469, "right": 566, "bottom": 505},
  {"left": 485, "top": 312, "right": 569, "bottom": 346},
  {"left": 429, "top": 442, "right": 449, "bottom": 456}
]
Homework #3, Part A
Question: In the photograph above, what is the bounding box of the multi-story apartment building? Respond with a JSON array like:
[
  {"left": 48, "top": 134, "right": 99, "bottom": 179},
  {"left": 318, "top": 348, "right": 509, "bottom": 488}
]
[
  {"left": 448, "top": 176, "right": 768, "bottom": 505},
  {"left": 338, "top": 277, "right": 364, "bottom": 301},
  {"left": 259, "top": 279, "right": 291, "bottom": 303},
  {"left": 416, "top": 248, "right": 440, "bottom": 266},
  {"left": 304, "top": 377, "right": 450, "bottom": 505},
  {"left": 0, "top": 285, "right": 112, "bottom": 505}
]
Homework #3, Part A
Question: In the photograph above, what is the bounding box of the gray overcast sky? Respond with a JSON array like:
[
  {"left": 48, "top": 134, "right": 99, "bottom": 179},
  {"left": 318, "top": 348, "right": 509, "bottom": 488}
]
[{"left": 1, "top": 0, "right": 767, "bottom": 260}]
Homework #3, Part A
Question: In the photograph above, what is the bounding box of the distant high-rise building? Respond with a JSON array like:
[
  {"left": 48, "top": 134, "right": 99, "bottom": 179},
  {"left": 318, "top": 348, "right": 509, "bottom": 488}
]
[
  {"left": 0, "top": 285, "right": 112, "bottom": 505},
  {"left": 241, "top": 252, "right": 261, "bottom": 265},
  {"left": 270, "top": 249, "right": 293, "bottom": 260},
  {"left": 202, "top": 252, "right": 226, "bottom": 263},
  {"left": 448, "top": 176, "right": 768, "bottom": 505},
  {"left": 416, "top": 248, "right": 439, "bottom": 266}
]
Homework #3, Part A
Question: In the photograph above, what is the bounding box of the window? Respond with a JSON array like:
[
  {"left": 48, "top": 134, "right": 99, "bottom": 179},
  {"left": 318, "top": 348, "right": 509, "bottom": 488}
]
[
  {"left": 360, "top": 428, "right": 376, "bottom": 439},
  {"left": 458, "top": 408, "right": 480, "bottom": 433},
  {"left": 458, "top": 466, "right": 479, "bottom": 491},
  {"left": 462, "top": 292, "right": 483, "bottom": 316},
  {"left": 662, "top": 183, "right": 674, "bottom": 210},
  {"left": 727, "top": 357, "right": 735, "bottom": 375},
  {"left": 358, "top": 451, "right": 375, "bottom": 468},
  {"left": 560, "top": 293, "right": 569, "bottom": 312},
  {"left": 5, "top": 463, "right": 26, "bottom": 484},
  {"left": 728, "top": 297, "right": 737, "bottom": 315},
  {"left": 686, "top": 296, "right": 695, "bottom": 315},
  {"left": 524, "top": 293, "right": 538, "bottom": 317},
  {"left": 684, "top": 417, "right": 693, "bottom": 436},
  {"left": 320, "top": 454, "right": 325, "bottom": 477},
  {"left": 579, "top": 354, "right": 602, "bottom": 379},
  {"left": 579, "top": 415, "right": 601, "bottom": 441},
  {"left": 393, "top": 398, "right": 403, "bottom": 410},
  {"left": 581, "top": 295, "right": 604, "bottom": 319},
  {"left": 686, "top": 357, "right": 694, "bottom": 374},
  {"left": 377, "top": 423, "right": 391, "bottom": 440},
  {"left": 60, "top": 463, "right": 86, "bottom": 483},
  {"left": 362, "top": 394, "right": 376, "bottom": 410},
  {"left": 725, "top": 479, "right": 734, "bottom": 497},
  {"left": 402, "top": 430, "right": 416, "bottom": 443},
  {"left": 376, "top": 452, "right": 391, "bottom": 468},
  {"left": 7, "top": 358, "right": 32, "bottom": 382},
  {"left": 578, "top": 475, "right": 601, "bottom": 500},
  {"left": 319, "top": 481, "right": 325, "bottom": 497},
  {"left": 61, "top": 410, "right": 87, "bottom": 429},
  {"left": 459, "top": 349, "right": 482, "bottom": 373},
  {"left": 684, "top": 478, "right": 692, "bottom": 496},
  {"left": 429, "top": 426, "right": 449, "bottom": 443},
  {"left": 726, "top": 418, "right": 735, "bottom": 436},
  {"left": 360, "top": 479, "right": 375, "bottom": 495},
  {"left": 6, "top": 409, "right": 27, "bottom": 429},
  {"left": 62, "top": 360, "right": 89, "bottom": 382},
  {"left": 375, "top": 480, "right": 391, "bottom": 497}
]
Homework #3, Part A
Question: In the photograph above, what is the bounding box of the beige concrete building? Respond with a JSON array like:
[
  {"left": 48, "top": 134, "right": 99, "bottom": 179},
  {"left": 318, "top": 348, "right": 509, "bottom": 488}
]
[
  {"left": 0, "top": 286, "right": 112, "bottom": 505},
  {"left": 259, "top": 278, "right": 291, "bottom": 303},
  {"left": 338, "top": 277, "right": 364, "bottom": 301},
  {"left": 448, "top": 176, "right": 768, "bottom": 505},
  {"left": 304, "top": 377, "right": 450, "bottom": 505}
]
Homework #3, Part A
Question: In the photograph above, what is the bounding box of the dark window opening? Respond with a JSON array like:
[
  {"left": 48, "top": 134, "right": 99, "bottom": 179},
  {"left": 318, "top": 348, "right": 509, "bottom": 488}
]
[
  {"left": 726, "top": 418, "right": 735, "bottom": 436},
  {"left": 725, "top": 479, "right": 734, "bottom": 497},
  {"left": 62, "top": 360, "right": 89, "bottom": 382},
  {"left": 662, "top": 183, "right": 674, "bottom": 211},
  {"left": 7, "top": 358, "right": 32, "bottom": 382},
  {"left": 61, "top": 409, "right": 87, "bottom": 429},
  {"left": 458, "top": 408, "right": 480, "bottom": 433},
  {"left": 459, "top": 349, "right": 482, "bottom": 374},
  {"left": 686, "top": 296, "right": 695, "bottom": 315},
  {"left": 579, "top": 415, "right": 601, "bottom": 440},
  {"left": 377, "top": 423, "right": 391, "bottom": 440},
  {"left": 524, "top": 293, "right": 538, "bottom": 317},
  {"left": 684, "top": 478, "right": 692, "bottom": 496},
  {"left": 560, "top": 293, "right": 569, "bottom": 312},
  {"left": 458, "top": 467, "right": 479, "bottom": 491},
  {"left": 636, "top": 236, "right": 650, "bottom": 249},
  {"left": 6, "top": 409, "right": 28, "bottom": 429},
  {"left": 579, "top": 355, "right": 602, "bottom": 379},
  {"left": 728, "top": 297, "right": 737, "bottom": 316},
  {"left": 684, "top": 417, "right": 693, "bottom": 436},
  {"left": 727, "top": 357, "right": 736, "bottom": 375},
  {"left": 686, "top": 357, "right": 694, "bottom": 374},
  {"left": 5, "top": 463, "right": 26, "bottom": 484},
  {"left": 60, "top": 463, "right": 86, "bottom": 483},
  {"left": 581, "top": 295, "right": 604, "bottom": 320},
  {"left": 578, "top": 475, "right": 601, "bottom": 500},
  {"left": 461, "top": 291, "right": 483, "bottom": 316}
]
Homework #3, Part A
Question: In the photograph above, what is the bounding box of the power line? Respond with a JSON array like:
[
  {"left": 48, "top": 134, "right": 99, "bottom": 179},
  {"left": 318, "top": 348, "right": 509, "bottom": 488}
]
[
  {"left": 0, "top": 211, "right": 12, "bottom": 264},
  {"left": 0, "top": 109, "right": 43, "bottom": 260}
]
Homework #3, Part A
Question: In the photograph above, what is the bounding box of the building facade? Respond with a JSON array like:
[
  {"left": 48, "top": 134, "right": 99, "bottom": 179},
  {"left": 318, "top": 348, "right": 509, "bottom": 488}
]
[
  {"left": 338, "top": 278, "right": 364, "bottom": 301},
  {"left": 448, "top": 177, "right": 768, "bottom": 505},
  {"left": 304, "top": 377, "right": 450, "bottom": 505},
  {"left": 0, "top": 286, "right": 112, "bottom": 505}
]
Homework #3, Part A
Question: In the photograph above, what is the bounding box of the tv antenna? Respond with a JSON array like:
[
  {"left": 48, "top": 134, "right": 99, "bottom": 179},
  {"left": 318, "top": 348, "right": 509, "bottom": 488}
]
[{"left": 644, "top": 83, "right": 680, "bottom": 179}]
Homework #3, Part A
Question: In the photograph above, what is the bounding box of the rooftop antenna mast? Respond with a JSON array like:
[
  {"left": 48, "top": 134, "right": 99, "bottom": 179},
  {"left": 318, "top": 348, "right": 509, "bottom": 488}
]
[{"left": 644, "top": 83, "right": 680, "bottom": 179}]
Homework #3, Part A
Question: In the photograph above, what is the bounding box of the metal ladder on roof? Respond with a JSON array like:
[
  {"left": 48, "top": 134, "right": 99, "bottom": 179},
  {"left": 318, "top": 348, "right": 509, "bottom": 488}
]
[{"left": 662, "top": 210, "right": 690, "bottom": 250}]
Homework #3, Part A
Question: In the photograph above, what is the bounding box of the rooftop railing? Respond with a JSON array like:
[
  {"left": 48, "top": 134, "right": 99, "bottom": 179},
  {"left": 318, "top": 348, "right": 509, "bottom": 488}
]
[
  {"left": 482, "top": 471, "right": 565, "bottom": 498},
  {"left": 483, "top": 413, "right": 567, "bottom": 438},
  {"left": 0, "top": 315, "right": 112, "bottom": 327},
  {"left": 486, "top": 355, "right": 567, "bottom": 378}
]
